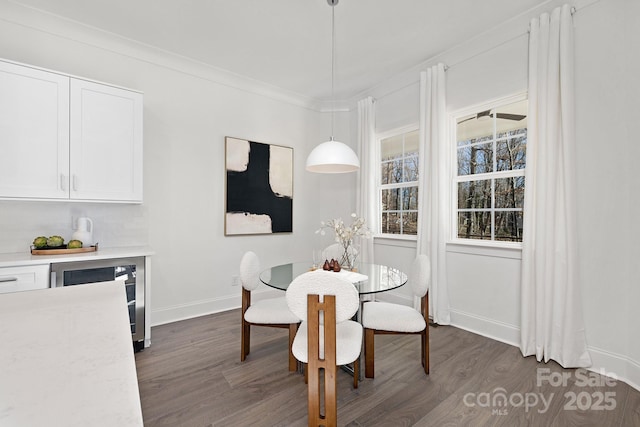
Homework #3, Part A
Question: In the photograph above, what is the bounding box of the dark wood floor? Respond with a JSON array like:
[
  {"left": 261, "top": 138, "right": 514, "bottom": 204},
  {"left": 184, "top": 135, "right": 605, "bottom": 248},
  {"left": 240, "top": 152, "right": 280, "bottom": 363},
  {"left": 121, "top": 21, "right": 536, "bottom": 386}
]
[{"left": 135, "top": 310, "right": 640, "bottom": 426}]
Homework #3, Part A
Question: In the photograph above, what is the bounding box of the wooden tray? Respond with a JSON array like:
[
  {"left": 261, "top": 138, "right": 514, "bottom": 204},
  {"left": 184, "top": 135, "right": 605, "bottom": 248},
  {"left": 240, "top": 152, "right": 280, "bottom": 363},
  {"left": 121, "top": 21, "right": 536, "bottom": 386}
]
[{"left": 31, "top": 244, "right": 98, "bottom": 255}]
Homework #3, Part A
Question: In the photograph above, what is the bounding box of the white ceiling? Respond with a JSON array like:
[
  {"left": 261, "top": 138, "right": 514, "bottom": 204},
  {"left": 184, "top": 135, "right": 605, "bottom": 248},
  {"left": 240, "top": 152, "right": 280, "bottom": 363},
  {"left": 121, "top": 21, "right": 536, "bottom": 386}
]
[{"left": 10, "top": 0, "right": 551, "bottom": 101}]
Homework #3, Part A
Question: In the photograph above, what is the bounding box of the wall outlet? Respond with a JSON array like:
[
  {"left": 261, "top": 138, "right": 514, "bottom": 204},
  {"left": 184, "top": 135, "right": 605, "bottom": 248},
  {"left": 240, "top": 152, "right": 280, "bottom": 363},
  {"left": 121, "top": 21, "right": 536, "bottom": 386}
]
[{"left": 232, "top": 275, "right": 240, "bottom": 286}]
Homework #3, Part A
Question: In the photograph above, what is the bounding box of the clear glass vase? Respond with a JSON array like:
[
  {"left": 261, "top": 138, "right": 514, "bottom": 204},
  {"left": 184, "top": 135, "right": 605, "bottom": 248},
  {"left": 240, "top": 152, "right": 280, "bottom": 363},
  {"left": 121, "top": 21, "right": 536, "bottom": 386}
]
[{"left": 339, "top": 243, "right": 357, "bottom": 270}]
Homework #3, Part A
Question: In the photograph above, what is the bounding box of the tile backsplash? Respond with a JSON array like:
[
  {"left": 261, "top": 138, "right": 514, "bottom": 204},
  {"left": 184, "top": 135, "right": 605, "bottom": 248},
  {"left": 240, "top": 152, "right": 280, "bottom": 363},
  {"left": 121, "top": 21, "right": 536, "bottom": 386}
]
[{"left": 0, "top": 201, "right": 148, "bottom": 253}]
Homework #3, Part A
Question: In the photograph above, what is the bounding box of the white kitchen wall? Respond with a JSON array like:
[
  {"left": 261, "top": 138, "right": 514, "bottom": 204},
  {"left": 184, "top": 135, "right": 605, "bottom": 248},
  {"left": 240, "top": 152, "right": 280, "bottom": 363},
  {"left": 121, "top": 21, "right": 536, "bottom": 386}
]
[
  {"left": 355, "top": 0, "right": 639, "bottom": 389},
  {"left": 0, "top": 4, "right": 357, "bottom": 325}
]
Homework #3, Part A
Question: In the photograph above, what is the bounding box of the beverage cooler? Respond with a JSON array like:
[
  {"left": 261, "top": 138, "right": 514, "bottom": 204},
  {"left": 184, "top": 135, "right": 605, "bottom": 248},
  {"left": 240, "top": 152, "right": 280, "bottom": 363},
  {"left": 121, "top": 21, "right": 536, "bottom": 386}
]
[{"left": 51, "top": 257, "right": 145, "bottom": 352}]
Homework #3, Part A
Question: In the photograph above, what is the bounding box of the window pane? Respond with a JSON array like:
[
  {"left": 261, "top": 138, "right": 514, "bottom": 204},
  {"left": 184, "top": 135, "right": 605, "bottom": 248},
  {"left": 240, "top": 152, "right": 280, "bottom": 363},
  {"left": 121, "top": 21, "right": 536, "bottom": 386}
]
[
  {"left": 496, "top": 136, "right": 526, "bottom": 171},
  {"left": 381, "top": 162, "right": 393, "bottom": 185},
  {"left": 404, "top": 186, "right": 418, "bottom": 210},
  {"left": 381, "top": 212, "right": 401, "bottom": 234},
  {"left": 457, "top": 135, "right": 492, "bottom": 148},
  {"left": 404, "top": 130, "right": 419, "bottom": 155},
  {"left": 458, "top": 180, "right": 491, "bottom": 209},
  {"left": 454, "top": 98, "right": 528, "bottom": 244},
  {"left": 494, "top": 99, "right": 528, "bottom": 137},
  {"left": 457, "top": 211, "right": 491, "bottom": 240},
  {"left": 403, "top": 154, "right": 419, "bottom": 182},
  {"left": 495, "top": 211, "right": 523, "bottom": 242},
  {"left": 457, "top": 142, "right": 493, "bottom": 176},
  {"left": 497, "top": 128, "right": 527, "bottom": 139},
  {"left": 495, "top": 176, "right": 525, "bottom": 209},
  {"left": 378, "top": 127, "right": 420, "bottom": 237},
  {"left": 403, "top": 212, "right": 418, "bottom": 235},
  {"left": 381, "top": 188, "right": 400, "bottom": 210},
  {"left": 457, "top": 115, "right": 494, "bottom": 142},
  {"left": 381, "top": 160, "right": 402, "bottom": 184},
  {"left": 381, "top": 135, "right": 403, "bottom": 161}
]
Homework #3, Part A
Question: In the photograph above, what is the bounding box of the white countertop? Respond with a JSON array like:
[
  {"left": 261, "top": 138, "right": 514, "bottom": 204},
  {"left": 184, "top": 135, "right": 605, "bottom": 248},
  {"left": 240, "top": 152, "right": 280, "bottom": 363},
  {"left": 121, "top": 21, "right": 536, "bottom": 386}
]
[
  {"left": 0, "top": 245, "right": 154, "bottom": 268},
  {"left": 0, "top": 281, "right": 144, "bottom": 426}
]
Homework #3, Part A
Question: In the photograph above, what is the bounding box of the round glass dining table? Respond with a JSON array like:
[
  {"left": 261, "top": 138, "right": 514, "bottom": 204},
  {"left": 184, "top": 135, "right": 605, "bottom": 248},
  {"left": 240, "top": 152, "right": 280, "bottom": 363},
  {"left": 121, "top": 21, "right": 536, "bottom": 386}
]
[
  {"left": 260, "top": 261, "right": 407, "bottom": 379},
  {"left": 259, "top": 262, "right": 408, "bottom": 296}
]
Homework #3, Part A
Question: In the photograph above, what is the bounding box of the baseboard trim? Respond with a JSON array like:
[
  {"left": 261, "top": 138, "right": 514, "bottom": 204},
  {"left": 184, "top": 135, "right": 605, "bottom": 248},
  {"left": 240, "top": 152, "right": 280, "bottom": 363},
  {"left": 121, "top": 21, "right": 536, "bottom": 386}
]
[
  {"left": 150, "top": 288, "right": 281, "bottom": 326},
  {"left": 587, "top": 346, "right": 640, "bottom": 392},
  {"left": 448, "top": 309, "right": 640, "bottom": 392},
  {"left": 449, "top": 309, "right": 520, "bottom": 347}
]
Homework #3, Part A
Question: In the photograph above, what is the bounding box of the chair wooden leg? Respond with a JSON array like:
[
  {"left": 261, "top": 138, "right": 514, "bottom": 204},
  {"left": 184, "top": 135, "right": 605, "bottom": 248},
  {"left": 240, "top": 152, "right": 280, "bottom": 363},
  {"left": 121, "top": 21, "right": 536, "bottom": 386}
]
[
  {"left": 308, "top": 365, "right": 336, "bottom": 427},
  {"left": 365, "top": 328, "right": 375, "bottom": 378},
  {"left": 288, "top": 323, "right": 298, "bottom": 372},
  {"left": 323, "top": 366, "right": 337, "bottom": 426},
  {"left": 241, "top": 288, "right": 251, "bottom": 362},
  {"left": 353, "top": 358, "right": 359, "bottom": 389},
  {"left": 422, "top": 327, "right": 429, "bottom": 375},
  {"left": 241, "top": 318, "right": 250, "bottom": 361},
  {"left": 423, "top": 292, "right": 429, "bottom": 375},
  {"left": 307, "top": 364, "right": 320, "bottom": 426}
]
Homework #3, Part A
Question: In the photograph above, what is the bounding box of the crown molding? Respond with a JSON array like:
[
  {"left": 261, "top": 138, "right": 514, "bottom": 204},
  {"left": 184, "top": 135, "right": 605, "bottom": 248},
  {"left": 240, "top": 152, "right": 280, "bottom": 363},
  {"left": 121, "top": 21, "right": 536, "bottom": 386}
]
[
  {"left": 345, "top": 0, "right": 601, "bottom": 107},
  {"left": 2, "top": 0, "right": 602, "bottom": 115},
  {"left": 0, "top": 0, "right": 323, "bottom": 111}
]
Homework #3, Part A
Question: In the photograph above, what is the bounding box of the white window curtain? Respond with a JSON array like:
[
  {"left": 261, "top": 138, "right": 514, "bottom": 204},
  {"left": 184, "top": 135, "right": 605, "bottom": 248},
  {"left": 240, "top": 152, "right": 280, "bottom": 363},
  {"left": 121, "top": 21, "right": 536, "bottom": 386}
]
[
  {"left": 356, "top": 96, "right": 376, "bottom": 263},
  {"left": 520, "top": 4, "right": 591, "bottom": 368},
  {"left": 418, "top": 64, "right": 450, "bottom": 325}
]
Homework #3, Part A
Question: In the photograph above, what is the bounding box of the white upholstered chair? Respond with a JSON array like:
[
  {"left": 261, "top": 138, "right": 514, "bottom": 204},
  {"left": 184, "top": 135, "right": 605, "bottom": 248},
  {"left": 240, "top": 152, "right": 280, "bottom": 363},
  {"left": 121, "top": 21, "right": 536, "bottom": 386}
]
[
  {"left": 286, "top": 271, "right": 363, "bottom": 389},
  {"left": 240, "top": 251, "right": 300, "bottom": 371},
  {"left": 362, "top": 254, "right": 430, "bottom": 378}
]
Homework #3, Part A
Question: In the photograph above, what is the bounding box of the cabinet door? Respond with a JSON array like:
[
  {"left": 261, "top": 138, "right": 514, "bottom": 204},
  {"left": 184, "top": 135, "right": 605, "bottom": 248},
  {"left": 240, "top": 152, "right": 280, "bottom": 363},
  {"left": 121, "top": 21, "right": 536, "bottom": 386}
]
[
  {"left": 0, "top": 61, "right": 70, "bottom": 199},
  {"left": 70, "top": 79, "right": 143, "bottom": 202}
]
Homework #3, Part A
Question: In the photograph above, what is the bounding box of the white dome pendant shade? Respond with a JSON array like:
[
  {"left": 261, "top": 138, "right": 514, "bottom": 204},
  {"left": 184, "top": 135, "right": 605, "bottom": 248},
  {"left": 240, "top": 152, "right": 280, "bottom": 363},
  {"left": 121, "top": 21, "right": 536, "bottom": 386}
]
[
  {"left": 306, "top": 137, "right": 360, "bottom": 173},
  {"left": 305, "top": 0, "right": 360, "bottom": 174}
]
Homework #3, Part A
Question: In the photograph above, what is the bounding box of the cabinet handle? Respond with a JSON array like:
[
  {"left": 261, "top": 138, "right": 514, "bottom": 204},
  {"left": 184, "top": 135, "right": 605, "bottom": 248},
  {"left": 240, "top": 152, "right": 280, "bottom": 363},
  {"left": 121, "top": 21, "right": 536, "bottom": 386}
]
[
  {"left": 60, "top": 174, "right": 67, "bottom": 192},
  {"left": 0, "top": 277, "right": 18, "bottom": 283},
  {"left": 73, "top": 175, "right": 78, "bottom": 191}
]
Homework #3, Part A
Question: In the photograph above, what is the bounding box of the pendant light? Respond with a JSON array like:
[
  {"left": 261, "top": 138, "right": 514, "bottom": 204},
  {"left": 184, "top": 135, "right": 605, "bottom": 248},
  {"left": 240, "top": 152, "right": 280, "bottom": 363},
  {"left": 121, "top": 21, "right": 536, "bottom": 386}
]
[{"left": 306, "top": 0, "right": 360, "bottom": 174}]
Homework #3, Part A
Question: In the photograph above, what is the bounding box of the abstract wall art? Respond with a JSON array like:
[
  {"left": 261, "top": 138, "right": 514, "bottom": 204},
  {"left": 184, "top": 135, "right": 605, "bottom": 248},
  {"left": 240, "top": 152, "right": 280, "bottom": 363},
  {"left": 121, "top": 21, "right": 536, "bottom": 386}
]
[{"left": 225, "top": 137, "right": 293, "bottom": 235}]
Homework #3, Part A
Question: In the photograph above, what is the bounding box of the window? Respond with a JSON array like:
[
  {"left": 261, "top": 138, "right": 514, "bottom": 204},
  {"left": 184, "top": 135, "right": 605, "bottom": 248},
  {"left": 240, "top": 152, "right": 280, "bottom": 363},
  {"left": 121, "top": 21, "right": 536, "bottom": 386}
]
[
  {"left": 454, "top": 97, "right": 527, "bottom": 243},
  {"left": 378, "top": 127, "right": 419, "bottom": 236}
]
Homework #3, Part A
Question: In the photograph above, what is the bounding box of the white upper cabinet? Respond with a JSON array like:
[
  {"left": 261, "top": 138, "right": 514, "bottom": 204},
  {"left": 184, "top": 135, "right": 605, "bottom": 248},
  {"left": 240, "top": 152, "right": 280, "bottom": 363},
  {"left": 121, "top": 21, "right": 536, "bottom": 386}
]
[
  {"left": 0, "top": 61, "right": 70, "bottom": 199},
  {"left": 0, "top": 59, "right": 143, "bottom": 203},
  {"left": 70, "top": 79, "right": 143, "bottom": 202}
]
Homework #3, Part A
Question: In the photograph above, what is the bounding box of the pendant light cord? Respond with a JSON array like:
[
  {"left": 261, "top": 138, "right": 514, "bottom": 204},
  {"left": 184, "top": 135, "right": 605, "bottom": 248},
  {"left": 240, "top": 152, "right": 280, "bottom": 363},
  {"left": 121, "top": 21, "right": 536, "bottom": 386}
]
[{"left": 330, "top": 2, "right": 335, "bottom": 139}]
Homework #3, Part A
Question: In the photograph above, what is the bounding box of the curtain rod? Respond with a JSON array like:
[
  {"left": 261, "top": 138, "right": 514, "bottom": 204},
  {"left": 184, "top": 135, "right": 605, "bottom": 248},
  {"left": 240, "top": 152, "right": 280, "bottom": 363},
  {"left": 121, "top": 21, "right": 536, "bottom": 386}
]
[
  {"left": 370, "top": 2, "right": 594, "bottom": 101},
  {"left": 450, "top": 3, "right": 581, "bottom": 71}
]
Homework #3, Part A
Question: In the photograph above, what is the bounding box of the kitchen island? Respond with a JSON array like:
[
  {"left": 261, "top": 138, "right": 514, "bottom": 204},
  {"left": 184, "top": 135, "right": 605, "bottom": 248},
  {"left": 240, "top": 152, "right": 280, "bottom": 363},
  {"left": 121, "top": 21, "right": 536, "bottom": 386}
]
[{"left": 0, "top": 281, "right": 144, "bottom": 426}]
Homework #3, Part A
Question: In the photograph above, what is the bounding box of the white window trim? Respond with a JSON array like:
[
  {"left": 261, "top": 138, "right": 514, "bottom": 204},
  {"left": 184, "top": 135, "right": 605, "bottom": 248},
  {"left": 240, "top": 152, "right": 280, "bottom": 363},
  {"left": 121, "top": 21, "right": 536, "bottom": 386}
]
[
  {"left": 374, "top": 235, "right": 417, "bottom": 247},
  {"left": 448, "top": 92, "right": 528, "bottom": 249},
  {"left": 446, "top": 241, "right": 522, "bottom": 259},
  {"left": 375, "top": 123, "right": 419, "bottom": 240}
]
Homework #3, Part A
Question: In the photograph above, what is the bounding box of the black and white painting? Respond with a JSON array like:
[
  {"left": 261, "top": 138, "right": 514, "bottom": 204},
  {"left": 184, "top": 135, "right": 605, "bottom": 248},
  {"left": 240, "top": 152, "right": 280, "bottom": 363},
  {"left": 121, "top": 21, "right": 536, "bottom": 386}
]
[{"left": 225, "top": 137, "right": 293, "bottom": 235}]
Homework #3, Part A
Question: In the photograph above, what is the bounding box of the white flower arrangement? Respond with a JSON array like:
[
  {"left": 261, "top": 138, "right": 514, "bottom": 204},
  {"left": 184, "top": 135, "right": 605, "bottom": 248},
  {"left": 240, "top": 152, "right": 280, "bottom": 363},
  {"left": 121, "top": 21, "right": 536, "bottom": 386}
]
[{"left": 316, "top": 213, "right": 371, "bottom": 267}]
